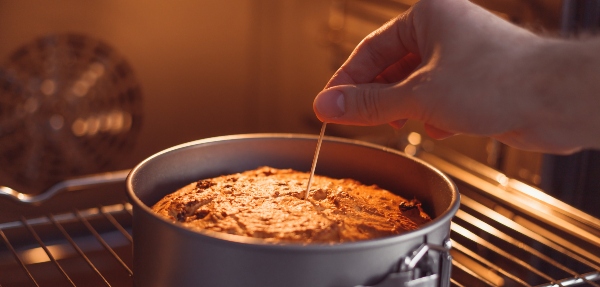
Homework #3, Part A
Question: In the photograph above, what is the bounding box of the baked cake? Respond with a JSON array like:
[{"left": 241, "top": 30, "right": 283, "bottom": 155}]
[{"left": 152, "top": 167, "right": 431, "bottom": 244}]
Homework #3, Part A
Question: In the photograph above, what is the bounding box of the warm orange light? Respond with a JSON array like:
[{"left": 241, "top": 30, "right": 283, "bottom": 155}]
[{"left": 407, "top": 132, "right": 421, "bottom": 145}]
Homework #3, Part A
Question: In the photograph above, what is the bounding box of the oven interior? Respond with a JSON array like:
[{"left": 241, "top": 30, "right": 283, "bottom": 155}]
[{"left": 1, "top": 0, "right": 600, "bottom": 286}]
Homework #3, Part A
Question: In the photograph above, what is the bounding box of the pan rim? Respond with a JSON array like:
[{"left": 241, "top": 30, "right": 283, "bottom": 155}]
[{"left": 126, "top": 133, "right": 460, "bottom": 251}]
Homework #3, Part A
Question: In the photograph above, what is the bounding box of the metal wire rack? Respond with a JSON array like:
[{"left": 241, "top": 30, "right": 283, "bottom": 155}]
[
  {"left": 420, "top": 145, "right": 600, "bottom": 287},
  {"left": 0, "top": 203, "right": 134, "bottom": 287},
  {"left": 0, "top": 142, "right": 599, "bottom": 287}
]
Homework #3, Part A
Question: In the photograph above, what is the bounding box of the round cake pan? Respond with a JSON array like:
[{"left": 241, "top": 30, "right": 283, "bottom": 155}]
[{"left": 126, "top": 134, "right": 460, "bottom": 287}]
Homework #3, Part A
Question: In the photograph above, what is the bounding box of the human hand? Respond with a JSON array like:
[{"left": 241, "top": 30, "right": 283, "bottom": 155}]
[{"left": 313, "top": 0, "right": 600, "bottom": 154}]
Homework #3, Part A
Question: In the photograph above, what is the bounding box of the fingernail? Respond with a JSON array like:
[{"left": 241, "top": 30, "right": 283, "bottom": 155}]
[{"left": 315, "top": 90, "right": 345, "bottom": 118}]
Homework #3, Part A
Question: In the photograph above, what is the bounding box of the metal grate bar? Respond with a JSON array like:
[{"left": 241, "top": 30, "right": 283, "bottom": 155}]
[
  {"left": 436, "top": 155, "right": 600, "bottom": 250},
  {"left": 417, "top": 150, "right": 600, "bottom": 285},
  {"left": 99, "top": 205, "right": 132, "bottom": 243},
  {"left": 453, "top": 216, "right": 600, "bottom": 286},
  {"left": 510, "top": 214, "right": 600, "bottom": 267},
  {"left": 459, "top": 194, "right": 600, "bottom": 282},
  {"left": 506, "top": 180, "right": 600, "bottom": 231},
  {"left": 452, "top": 240, "right": 530, "bottom": 286},
  {"left": 0, "top": 230, "right": 39, "bottom": 287},
  {"left": 452, "top": 222, "right": 560, "bottom": 284},
  {"left": 74, "top": 210, "right": 132, "bottom": 275},
  {"left": 450, "top": 278, "right": 466, "bottom": 287},
  {"left": 420, "top": 152, "right": 600, "bottom": 249},
  {"left": 422, "top": 148, "right": 600, "bottom": 248},
  {"left": 124, "top": 206, "right": 132, "bottom": 217},
  {"left": 537, "top": 272, "right": 600, "bottom": 287},
  {"left": 48, "top": 214, "right": 111, "bottom": 287},
  {"left": 20, "top": 217, "right": 77, "bottom": 287},
  {"left": 452, "top": 259, "right": 497, "bottom": 286},
  {"left": 456, "top": 208, "right": 583, "bottom": 277}
]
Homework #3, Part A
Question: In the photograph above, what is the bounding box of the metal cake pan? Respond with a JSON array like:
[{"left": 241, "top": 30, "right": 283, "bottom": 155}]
[{"left": 126, "top": 134, "right": 460, "bottom": 287}]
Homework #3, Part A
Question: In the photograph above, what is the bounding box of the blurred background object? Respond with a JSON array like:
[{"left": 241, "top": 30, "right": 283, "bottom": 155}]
[{"left": 0, "top": 33, "right": 142, "bottom": 195}]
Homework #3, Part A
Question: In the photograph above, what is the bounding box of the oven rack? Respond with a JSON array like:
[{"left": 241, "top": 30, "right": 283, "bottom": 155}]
[
  {"left": 0, "top": 149, "right": 599, "bottom": 287},
  {"left": 0, "top": 203, "right": 134, "bottom": 287},
  {"left": 419, "top": 145, "right": 600, "bottom": 287}
]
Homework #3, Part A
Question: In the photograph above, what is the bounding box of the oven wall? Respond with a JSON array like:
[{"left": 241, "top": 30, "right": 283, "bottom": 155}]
[{"left": 0, "top": 0, "right": 333, "bottom": 189}]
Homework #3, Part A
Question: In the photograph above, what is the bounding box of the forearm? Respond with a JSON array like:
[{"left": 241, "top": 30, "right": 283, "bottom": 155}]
[{"left": 521, "top": 37, "right": 600, "bottom": 151}]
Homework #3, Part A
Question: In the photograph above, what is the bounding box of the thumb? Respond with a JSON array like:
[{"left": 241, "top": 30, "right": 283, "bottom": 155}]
[{"left": 313, "top": 84, "right": 417, "bottom": 126}]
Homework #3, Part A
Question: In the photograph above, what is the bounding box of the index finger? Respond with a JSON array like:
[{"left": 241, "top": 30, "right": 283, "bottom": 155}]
[{"left": 325, "top": 9, "right": 418, "bottom": 89}]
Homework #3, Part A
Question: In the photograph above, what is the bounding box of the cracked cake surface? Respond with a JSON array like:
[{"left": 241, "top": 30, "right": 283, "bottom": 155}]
[{"left": 152, "top": 166, "right": 431, "bottom": 244}]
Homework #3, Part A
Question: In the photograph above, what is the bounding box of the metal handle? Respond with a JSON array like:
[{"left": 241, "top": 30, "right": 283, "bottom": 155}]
[
  {"left": 0, "top": 169, "right": 130, "bottom": 204},
  {"left": 356, "top": 239, "right": 452, "bottom": 287}
]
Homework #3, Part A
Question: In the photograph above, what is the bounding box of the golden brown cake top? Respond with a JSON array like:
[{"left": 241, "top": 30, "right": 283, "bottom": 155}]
[{"left": 152, "top": 167, "right": 431, "bottom": 244}]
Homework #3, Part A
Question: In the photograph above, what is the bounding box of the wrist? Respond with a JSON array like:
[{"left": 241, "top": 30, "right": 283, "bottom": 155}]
[{"left": 521, "top": 36, "right": 600, "bottom": 151}]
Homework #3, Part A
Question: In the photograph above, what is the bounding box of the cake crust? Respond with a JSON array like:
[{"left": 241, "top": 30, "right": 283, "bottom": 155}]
[{"left": 152, "top": 167, "right": 431, "bottom": 244}]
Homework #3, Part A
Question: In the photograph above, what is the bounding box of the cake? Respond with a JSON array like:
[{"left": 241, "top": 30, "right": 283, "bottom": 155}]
[{"left": 151, "top": 166, "right": 431, "bottom": 244}]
